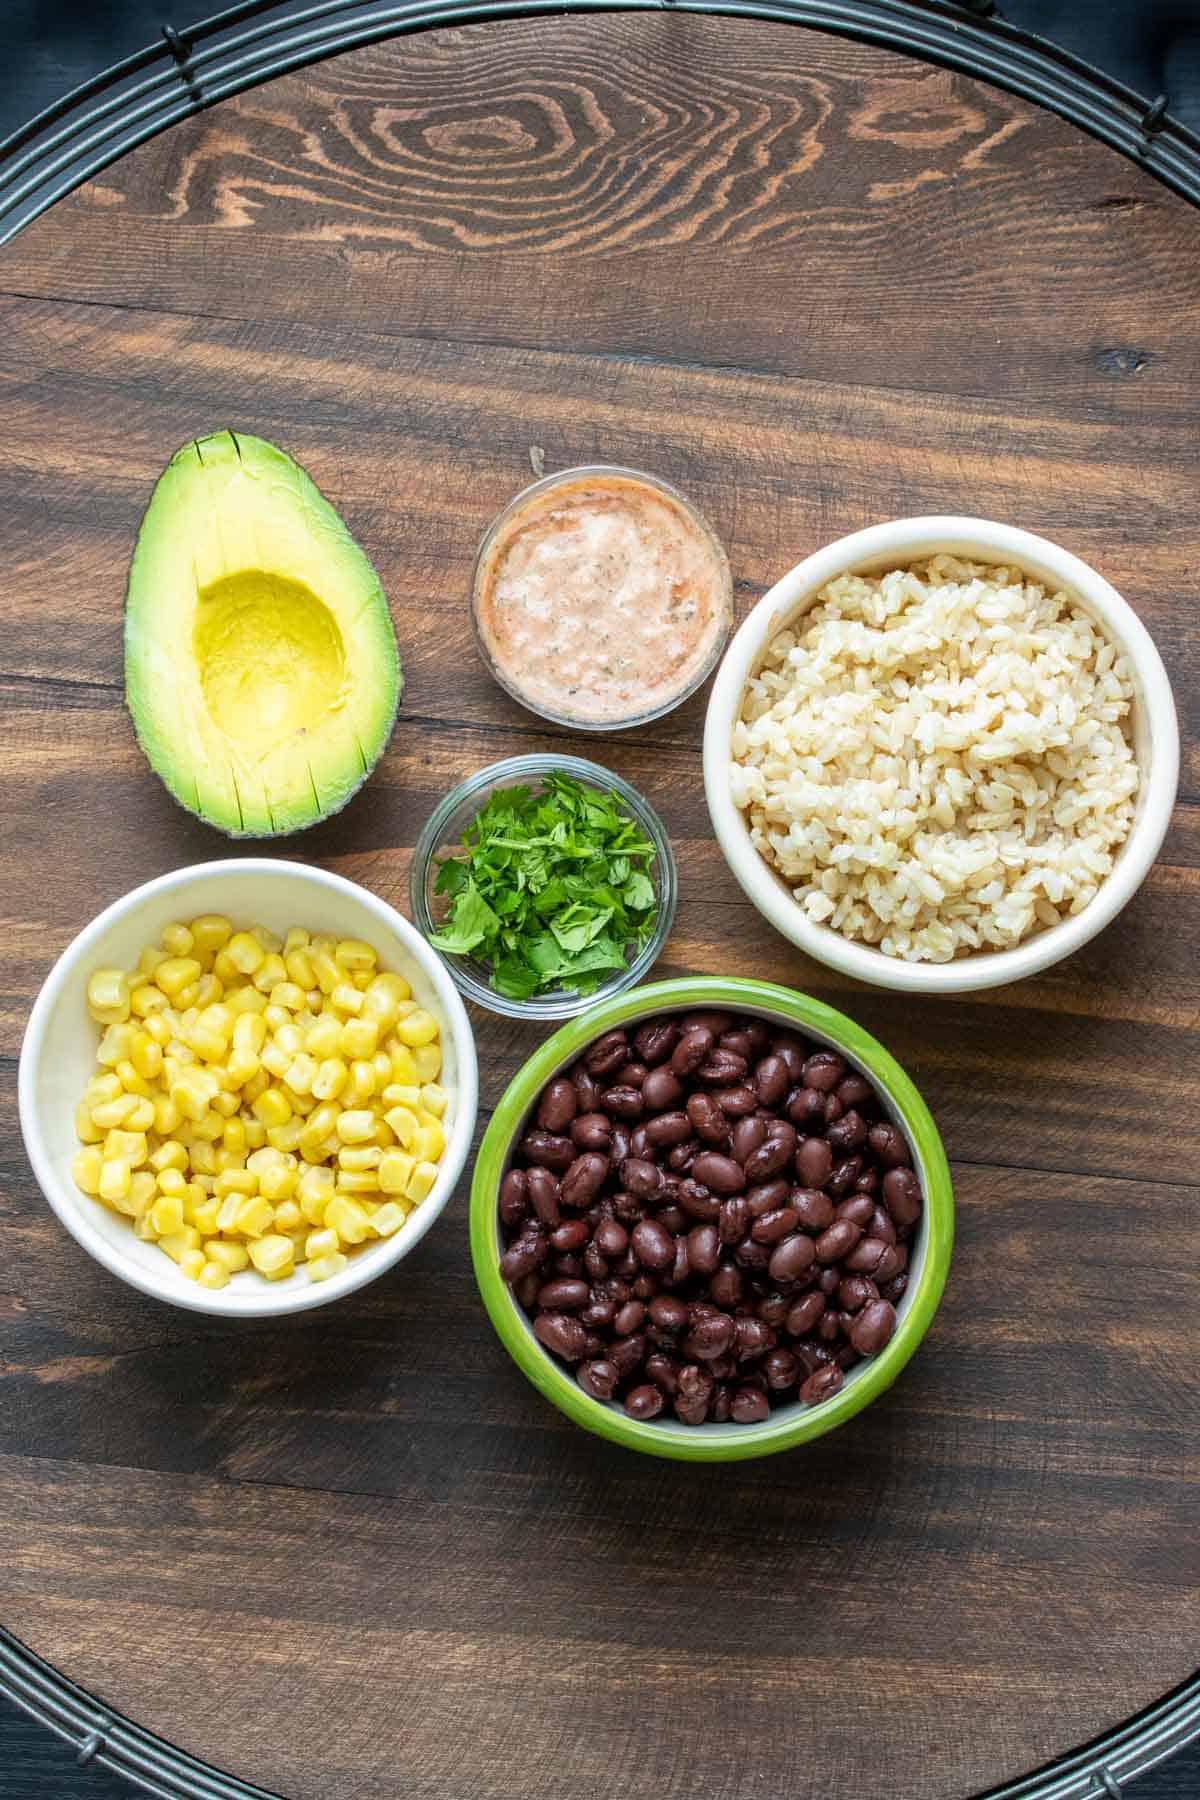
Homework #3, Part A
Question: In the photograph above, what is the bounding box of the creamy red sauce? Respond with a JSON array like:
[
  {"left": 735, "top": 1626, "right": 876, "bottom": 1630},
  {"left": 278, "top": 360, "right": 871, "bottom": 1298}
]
[{"left": 473, "top": 473, "right": 731, "bottom": 727}]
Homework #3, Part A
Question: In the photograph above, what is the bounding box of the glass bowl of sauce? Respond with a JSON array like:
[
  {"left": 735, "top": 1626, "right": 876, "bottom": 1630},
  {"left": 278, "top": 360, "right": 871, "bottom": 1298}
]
[{"left": 472, "top": 465, "right": 733, "bottom": 731}]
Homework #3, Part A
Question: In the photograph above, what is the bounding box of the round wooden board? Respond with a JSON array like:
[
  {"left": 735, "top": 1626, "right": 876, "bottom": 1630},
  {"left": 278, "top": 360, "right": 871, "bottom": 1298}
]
[{"left": 1, "top": 15, "right": 1198, "bottom": 1800}]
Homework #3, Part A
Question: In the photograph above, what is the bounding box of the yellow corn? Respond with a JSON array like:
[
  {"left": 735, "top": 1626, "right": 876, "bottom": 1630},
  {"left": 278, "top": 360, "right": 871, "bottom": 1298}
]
[
  {"left": 338, "top": 1145, "right": 381, "bottom": 1173},
  {"left": 96, "top": 1022, "right": 136, "bottom": 1068},
  {"left": 189, "top": 914, "right": 231, "bottom": 959},
  {"left": 90, "top": 1093, "right": 138, "bottom": 1130},
  {"left": 335, "top": 1169, "right": 379, "bottom": 1195},
  {"left": 87, "top": 968, "right": 131, "bottom": 1025},
  {"left": 378, "top": 1150, "right": 416, "bottom": 1195},
  {"left": 406, "top": 1162, "right": 439, "bottom": 1205},
  {"left": 234, "top": 1194, "right": 275, "bottom": 1238},
  {"left": 207, "top": 1240, "right": 250, "bottom": 1273},
  {"left": 330, "top": 981, "right": 364, "bottom": 1017},
  {"left": 191, "top": 1197, "right": 221, "bottom": 1234},
  {"left": 272, "top": 1199, "right": 302, "bottom": 1233},
  {"left": 130, "top": 983, "right": 169, "bottom": 1020},
  {"left": 154, "top": 956, "right": 203, "bottom": 999},
  {"left": 72, "top": 1147, "right": 104, "bottom": 1195},
  {"left": 383, "top": 1106, "right": 419, "bottom": 1150},
  {"left": 339, "top": 1016, "right": 379, "bottom": 1060},
  {"left": 158, "top": 1228, "right": 202, "bottom": 1263},
  {"left": 420, "top": 1083, "right": 448, "bottom": 1119},
  {"left": 346, "top": 1060, "right": 376, "bottom": 1104},
  {"left": 416, "top": 1119, "right": 446, "bottom": 1163},
  {"left": 252, "top": 952, "right": 288, "bottom": 995},
  {"left": 189, "top": 1139, "right": 218, "bottom": 1176},
  {"left": 326, "top": 1195, "right": 371, "bottom": 1243},
  {"left": 311, "top": 1057, "right": 348, "bottom": 1102},
  {"left": 153, "top": 1093, "right": 182, "bottom": 1136},
  {"left": 222, "top": 931, "right": 263, "bottom": 975},
  {"left": 150, "top": 1194, "right": 185, "bottom": 1235},
  {"left": 215, "top": 1169, "right": 258, "bottom": 1197},
  {"left": 130, "top": 1032, "right": 163, "bottom": 1080},
  {"left": 387, "top": 1044, "right": 420, "bottom": 1085},
  {"left": 156, "top": 1167, "right": 188, "bottom": 1198},
  {"left": 179, "top": 1247, "right": 206, "bottom": 1281},
  {"left": 75, "top": 1101, "right": 102, "bottom": 1144},
  {"left": 259, "top": 1163, "right": 298, "bottom": 1202},
  {"left": 199, "top": 1259, "right": 230, "bottom": 1290},
  {"left": 335, "top": 1108, "right": 375, "bottom": 1144},
  {"left": 104, "top": 1128, "right": 148, "bottom": 1167},
  {"left": 249, "top": 1234, "right": 294, "bottom": 1275},
  {"left": 413, "top": 1044, "right": 442, "bottom": 1083},
  {"left": 371, "top": 1201, "right": 407, "bottom": 1236},
  {"left": 307, "top": 1251, "right": 348, "bottom": 1283},
  {"left": 394, "top": 1008, "right": 437, "bottom": 1048}
]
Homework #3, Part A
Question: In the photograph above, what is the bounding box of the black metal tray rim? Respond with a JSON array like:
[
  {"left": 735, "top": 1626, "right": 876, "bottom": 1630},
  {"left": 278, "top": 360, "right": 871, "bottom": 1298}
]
[{"left": 1, "top": 2, "right": 1198, "bottom": 1796}]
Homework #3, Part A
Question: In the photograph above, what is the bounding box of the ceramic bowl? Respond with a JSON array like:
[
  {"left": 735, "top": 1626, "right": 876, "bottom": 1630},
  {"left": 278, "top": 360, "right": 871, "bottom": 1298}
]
[
  {"left": 19, "top": 859, "right": 479, "bottom": 1317},
  {"left": 470, "top": 976, "right": 953, "bottom": 1461},
  {"left": 703, "top": 517, "right": 1179, "bottom": 993}
]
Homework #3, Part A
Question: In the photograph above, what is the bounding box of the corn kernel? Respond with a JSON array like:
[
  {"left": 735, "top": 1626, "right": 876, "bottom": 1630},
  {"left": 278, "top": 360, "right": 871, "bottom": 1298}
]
[
  {"left": 130, "top": 982, "right": 169, "bottom": 1019},
  {"left": 153, "top": 956, "right": 203, "bottom": 1000},
  {"left": 371, "top": 1201, "right": 407, "bottom": 1237},
  {"left": 309, "top": 948, "right": 338, "bottom": 994},
  {"left": 251, "top": 1086, "right": 292, "bottom": 1128},
  {"left": 151, "top": 1140, "right": 188, "bottom": 1173},
  {"left": 90, "top": 1093, "right": 138, "bottom": 1130},
  {"left": 387, "top": 1044, "right": 420, "bottom": 1085},
  {"left": 266, "top": 1120, "right": 304, "bottom": 1154},
  {"left": 251, "top": 952, "right": 287, "bottom": 995},
  {"left": 307, "top": 1057, "right": 345, "bottom": 1102},
  {"left": 158, "top": 1228, "right": 202, "bottom": 1263},
  {"left": 198, "top": 1259, "right": 230, "bottom": 1290},
  {"left": 335, "top": 1169, "right": 379, "bottom": 1195},
  {"left": 190, "top": 1109, "right": 225, "bottom": 1143},
  {"left": 215, "top": 1169, "right": 258, "bottom": 1197},
  {"left": 75, "top": 1101, "right": 102, "bottom": 1144},
  {"left": 338, "top": 1145, "right": 381, "bottom": 1173},
  {"left": 190, "top": 1022, "right": 228, "bottom": 1063},
  {"left": 87, "top": 968, "right": 131, "bottom": 1024},
  {"left": 247, "top": 1234, "right": 293, "bottom": 1275},
  {"left": 329, "top": 981, "right": 364, "bottom": 1017},
  {"left": 346, "top": 1060, "right": 376, "bottom": 1104},
  {"left": 150, "top": 1194, "right": 185, "bottom": 1234},
  {"left": 330, "top": 938, "right": 374, "bottom": 973},
  {"left": 225, "top": 1050, "right": 261, "bottom": 1087},
  {"left": 160, "top": 922, "right": 194, "bottom": 958},
  {"left": 406, "top": 1161, "right": 439, "bottom": 1204},
  {"left": 416, "top": 1119, "right": 446, "bottom": 1163},
  {"left": 215, "top": 933, "right": 260, "bottom": 979},
  {"left": 307, "top": 1250, "right": 349, "bottom": 1283},
  {"left": 126, "top": 1096, "right": 157, "bottom": 1132},
  {"left": 153, "top": 1092, "right": 182, "bottom": 1135},
  {"left": 187, "top": 913, "right": 230, "bottom": 959},
  {"left": 282, "top": 947, "right": 315, "bottom": 989},
  {"left": 189, "top": 1139, "right": 218, "bottom": 1176},
  {"left": 383, "top": 1107, "right": 419, "bottom": 1150},
  {"left": 339, "top": 1017, "right": 379, "bottom": 1060},
  {"left": 104, "top": 1128, "right": 148, "bottom": 1167},
  {"left": 114, "top": 1058, "right": 151, "bottom": 1097},
  {"left": 335, "top": 1108, "right": 375, "bottom": 1144},
  {"left": 192, "top": 1198, "right": 222, "bottom": 1234},
  {"left": 85, "top": 1071, "right": 123, "bottom": 1104},
  {"left": 326, "top": 1195, "right": 371, "bottom": 1243},
  {"left": 234, "top": 1195, "right": 275, "bottom": 1238},
  {"left": 413, "top": 1044, "right": 442, "bottom": 1083},
  {"left": 272, "top": 1199, "right": 303, "bottom": 1233},
  {"left": 206, "top": 1240, "right": 249, "bottom": 1273},
  {"left": 266, "top": 982, "right": 304, "bottom": 1015},
  {"left": 395, "top": 1008, "right": 437, "bottom": 1048},
  {"left": 179, "top": 1247, "right": 206, "bottom": 1281},
  {"left": 419, "top": 1082, "right": 448, "bottom": 1118},
  {"left": 378, "top": 1150, "right": 416, "bottom": 1195},
  {"left": 128, "top": 1031, "right": 163, "bottom": 1080},
  {"left": 72, "top": 1147, "right": 104, "bottom": 1195},
  {"left": 156, "top": 1167, "right": 188, "bottom": 1198},
  {"left": 97, "top": 1022, "right": 136, "bottom": 1067},
  {"left": 134, "top": 1211, "right": 157, "bottom": 1241}
]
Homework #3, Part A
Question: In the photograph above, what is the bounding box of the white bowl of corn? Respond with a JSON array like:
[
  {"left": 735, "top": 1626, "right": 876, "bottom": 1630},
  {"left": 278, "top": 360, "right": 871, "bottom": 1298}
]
[{"left": 18, "top": 859, "right": 479, "bottom": 1316}]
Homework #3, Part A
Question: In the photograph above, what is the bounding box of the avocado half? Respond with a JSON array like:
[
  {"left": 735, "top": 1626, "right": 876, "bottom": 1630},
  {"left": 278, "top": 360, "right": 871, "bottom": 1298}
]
[{"left": 125, "top": 431, "right": 401, "bottom": 837}]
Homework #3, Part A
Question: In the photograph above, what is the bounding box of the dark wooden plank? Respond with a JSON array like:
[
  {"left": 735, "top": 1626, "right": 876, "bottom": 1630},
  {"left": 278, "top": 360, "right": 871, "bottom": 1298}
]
[
  {"left": 1, "top": 17, "right": 1198, "bottom": 1800},
  {"left": 3, "top": 18, "right": 1199, "bottom": 409}
]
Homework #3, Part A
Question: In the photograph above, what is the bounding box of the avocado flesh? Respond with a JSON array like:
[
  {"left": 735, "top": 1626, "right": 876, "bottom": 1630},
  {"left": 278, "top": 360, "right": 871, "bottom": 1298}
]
[{"left": 125, "top": 431, "right": 401, "bottom": 836}]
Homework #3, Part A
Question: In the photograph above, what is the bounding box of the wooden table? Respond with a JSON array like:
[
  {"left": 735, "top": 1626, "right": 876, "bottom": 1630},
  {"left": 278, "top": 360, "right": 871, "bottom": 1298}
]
[{"left": 1, "top": 16, "right": 1197, "bottom": 1800}]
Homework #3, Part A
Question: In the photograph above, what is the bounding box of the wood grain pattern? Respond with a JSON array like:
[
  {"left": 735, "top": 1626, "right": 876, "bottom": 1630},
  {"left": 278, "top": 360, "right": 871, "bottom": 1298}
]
[{"left": 0, "top": 18, "right": 1197, "bottom": 1800}]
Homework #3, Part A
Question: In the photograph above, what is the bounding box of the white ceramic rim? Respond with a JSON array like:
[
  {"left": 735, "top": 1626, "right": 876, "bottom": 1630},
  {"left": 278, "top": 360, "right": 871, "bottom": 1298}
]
[
  {"left": 704, "top": 516, "right": 1181, "bottom": 994},
  {"left": 17, "top": 859, "right": 480, "bottom": 1317}
]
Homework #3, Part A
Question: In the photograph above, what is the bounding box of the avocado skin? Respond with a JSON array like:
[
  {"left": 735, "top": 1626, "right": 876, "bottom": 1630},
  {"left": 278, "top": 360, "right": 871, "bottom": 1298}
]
[{"left": 124, "top": 431, "right": 402, "bottom": 838}]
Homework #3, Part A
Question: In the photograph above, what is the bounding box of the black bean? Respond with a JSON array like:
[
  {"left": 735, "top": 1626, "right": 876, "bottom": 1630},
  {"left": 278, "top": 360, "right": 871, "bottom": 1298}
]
[
  {"left": 634, "top": 1018, "right": 680, "bottom": 1066},
  {"left": 844, "top": 1235, "right": 888, "bottom": 1275},
  {"left": 772, "top": 1035, "right": 807, "bottom": 1080},
  {"left": 735, "top": 1239, "right": 770, "bottom": 1270},
  {"left": 874, "top": 1242, "right": 909, "bottom": 1285},
  {"left": 753, "top": 1054, "right": 790, "bottom": 1106},
  {"left": 763, "top": 1348, "right": 800, "bottom": 1390},
  {"left": 682, "top": 1311, "right": 735, "bottom": 1360},
  {"left": 673, "top": 1364, "right": 714, "bottom": 1424},
  {"left": 827, "top": 1157, "right": 864, "bottom": 1197},
  {"left": 744, "top": 1130, "right": 796, "bottom": 1183},
  {"left": 585, "top": 1028, "right": 629, "bottom": 1077},
  {"left": 571, "top": 1064, "right": 600, "bottom": 1110},
  {"left": 641, "top": 1066, "right": 684, "bottom": 1112},
  {"left": 799, "top": 1364, "right": 844, "bottom": 1406},
  {"left": 537, "top": 1278, "right": 590, "bottom": 1311},
  {"left": 745, "top": 1179, "right": 790, "bottom": 1218},
  {"left": 670, "top": 1026, "right": 714, "bottom": 1077},
  {"left": 836, "top": 1274, "right": 879, "bottom": 1313},
  {"left": 609, "top": 1124, "right": 633, "bottom": 1165},
  {"left": 750, "top": 1206, "right": 800, "bottom": 1245},
  {"left": 718, "top": 1196, "right": 749, "bottom": 1245},
  {"left": 620, "top": 1157, "right": 663, "bottom": 1202},
  {"left": 730, "top": 1117, "right": 767, "bottom": 1164},
  {"left": 593, "top": 1219, "right": 629, "bottom": 1258},
  {"left": 617, "top": 1061, "right": 649, "bottom": 1090},
  {"left": 686, "top": 1092, "right": 730, "bottom": 1143},
  {"left": 731, "top": 1386, "right": 770, "bottom": 1424},
  {"left": 577, "top": 1359, "right": 619, "bottom": 1400},
  {"left": 515, "top": 1271, "right": 541, "bottom": 1310},
  {"left": 560, "top": 1153, "right": 608, "bottom": 1210},
  {"left": 583, "top": 1241, "right": 610, "bottom": 1282},
  {"left": 836, "top": 1073, "right": 874, "bottom": 1109},
  {"left": 649, "top": 1295, "right": 688, "bottom": 1335},
  {"left": 692, "top": 1152, "right": 745, "bottom": 1195},
  {"left": 520, "top": 1129, "right": 575, "bottom": 1173},
  {"left": 624, "top": 1384, "right": 665, "bottom": 1420},
  {"left": 631, "top": 1218, "right": 674, "bottom": 1270},
  {"left": 600, "top": 1084, "right": 644, "bottom": 1121},
  {"left": 788, "top": 1086, "right": 828, "bottom": 1126},
  {"left": 570, "top": 1112, "right": 612, "bottom": 1152},
  {"left": 850, "top": 1299, "right": 897, "bottom": 1356},
  {"left": 682, "top": 1009, "right": 734, "bottom": 1036},
  {"left": 791, "top": 1187, "right": 835, "bottom": 1232},
  {"left": 883, "top": 1166, "right": 922, "bottom": 1227},
  {"left": 826, "top": 1109, "right": 868, "bottom": 1154},
  {"left": 533, "top": 1312, "right": 589, "bottom": 1362},
  {"left": 868, "top": 1206, "right": 897, "bottom": 1246},
  {"left": 835, "top": 1194, "right": 876, "bottom": 1229},
  {"left": 768, "top": 1233, "right": 818, "bottom": 1285},
  {"left": 880, "top": 1271, "right": 909, "bottom": 1305},
  {"left": 757, "top": 1291, "right": 791, "bottom": 1329},
  {"left": 696, "top": 1048, "right": 749, "bottom": 1086},
  {"left": 869, "top": 1122, "right": 912, "bottom": 1168},
  {"left": 802, "top": 1052, "right": 845, "bottom": 1092},
  {"left": 815, "top": 1219, "right": 862, "bottom": 1263},
  {"left": 713, "top": 1084, "right": 758, "bottom": 1117},
  {"left": 499, "top": 1168, "right": 529, "bottom": 1229},
  {"left": 644, "top": 1110, "right": 693, "bottom": 1148},
  {"left": 708, "top": 1382, "right": 733, "bottom": 1422},
  {"left": 612, "top": 1299, "right": 645, "bottom": 1336},
  {"left": 538, "top": 1077, "right": 578, "bottom": 1134},
  {"left": 677, "top": 1179, "right": 721, "bottom": 1223},
  {"left": 676, "top": 1225, "right": 714, "bottom": 1277},
  {"left": 499, "top": 1233, "right": 547, "bottom": 1281},
  {"left": 644, "top": 1352, "right": 681, "bottom": 1395},
  {"left": 581, "top": 1299, "right": 617, "bottom": 1329},
  {"left": 785, "top": 1291, "right": 826, "bottom": 1337},
  {"left": 609, "top": 1332, "right": 647, "bottom": 1377},
  {"left": 734, "top": 1316, "right": 772, "bottom": 1361}
]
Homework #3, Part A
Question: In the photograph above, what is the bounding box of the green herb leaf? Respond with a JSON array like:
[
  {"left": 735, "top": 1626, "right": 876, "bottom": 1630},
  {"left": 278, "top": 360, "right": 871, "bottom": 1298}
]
[{"left": 426, "top": 774, "right": 659, "bottom": 999}]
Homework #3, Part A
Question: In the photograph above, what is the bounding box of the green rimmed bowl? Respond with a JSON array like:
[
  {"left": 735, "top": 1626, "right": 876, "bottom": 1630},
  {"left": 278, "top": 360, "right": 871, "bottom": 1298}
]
[{"left": 470, "top": 976, "right": 953, "bottom": 1461}]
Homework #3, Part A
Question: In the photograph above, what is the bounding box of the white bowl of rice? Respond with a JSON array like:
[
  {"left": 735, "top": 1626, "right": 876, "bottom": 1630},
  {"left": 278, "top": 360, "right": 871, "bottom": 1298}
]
[{"left": 704, "top": 518, "right": 1179, "bottom": 993}]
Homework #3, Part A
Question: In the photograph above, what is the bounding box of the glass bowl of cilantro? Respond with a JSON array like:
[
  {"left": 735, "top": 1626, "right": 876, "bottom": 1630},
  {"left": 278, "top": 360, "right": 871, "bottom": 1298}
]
[{"left": 410, "top": 755, "right": 678, "bottom": 1019}]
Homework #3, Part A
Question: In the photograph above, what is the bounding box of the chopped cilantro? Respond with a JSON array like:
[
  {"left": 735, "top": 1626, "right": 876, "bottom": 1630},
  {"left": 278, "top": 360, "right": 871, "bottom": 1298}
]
[{"left": 428, "top": 773, "right": 659, "bottom": 999}]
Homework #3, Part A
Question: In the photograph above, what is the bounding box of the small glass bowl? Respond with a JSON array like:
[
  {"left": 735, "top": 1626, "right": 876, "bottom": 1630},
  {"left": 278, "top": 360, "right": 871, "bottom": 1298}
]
[
  {"left": 410, "top": 754, "right": 678, "bottom": 1020},
  {"left": 471, "top": 464, "right": 733, "bottom": 732}
]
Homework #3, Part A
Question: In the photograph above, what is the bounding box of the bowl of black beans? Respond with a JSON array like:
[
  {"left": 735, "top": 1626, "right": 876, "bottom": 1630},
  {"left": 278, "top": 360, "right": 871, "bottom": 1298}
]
[{"left": 470, "top": 977, "right": 953, "bottom": 1459}]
